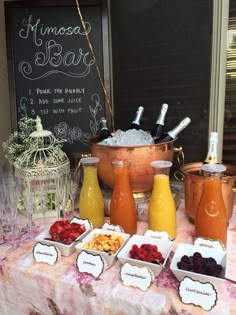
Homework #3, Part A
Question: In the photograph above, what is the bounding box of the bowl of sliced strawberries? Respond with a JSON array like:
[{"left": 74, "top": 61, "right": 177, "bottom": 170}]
[{"left": 35, "top": 218, "right": 91, "bottom": 256}]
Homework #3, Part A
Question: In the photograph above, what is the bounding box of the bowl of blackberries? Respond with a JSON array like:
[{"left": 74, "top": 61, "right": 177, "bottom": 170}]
[{"left": 170, "top": 243, "right": 227, "bottom": 288}]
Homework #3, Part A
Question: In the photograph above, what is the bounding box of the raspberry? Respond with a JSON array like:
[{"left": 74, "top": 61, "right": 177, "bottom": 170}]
[
  {"left": 129, "top": 243, "right": 164, "bottom": 264},
  {"left": 132, "top": 244, "right": 139, "bottom": 251},
  {"left": 156, "top": 252, "right": 164, "bottom": 263}
]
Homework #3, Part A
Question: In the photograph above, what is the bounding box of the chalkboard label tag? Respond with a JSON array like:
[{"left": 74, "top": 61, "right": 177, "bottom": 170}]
[
  {"left": 120, "top": 262, "right": 154, "bottom": 291},
  {"left": 144, "top": 230, "right": 171, "bottom": 241},
  {"left": 178, "top": 276, "right": 218, "bottom": 311},
  {"left": 33, "top": 242, "right": 60, "bottom": 265},
  {"left": 76, "top": 250, "right": 106, "bottom": 278},
  {"left": 194, "top": 237, "right": 225, "bottom": 251},
  {"left": 102, "top": 222, "right": 124, "bottom": 233}
]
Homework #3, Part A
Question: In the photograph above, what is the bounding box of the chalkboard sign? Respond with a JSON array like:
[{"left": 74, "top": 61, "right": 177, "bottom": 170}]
[{"left": 5, "top": 0, "right": 111, "bottom": 156}]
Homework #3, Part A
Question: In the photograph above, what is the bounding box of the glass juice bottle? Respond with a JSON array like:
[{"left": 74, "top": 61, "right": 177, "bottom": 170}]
[
  {"left": 148, "top": 160, "right": 176, "bottom": 240},
  {"left": 79, "top": 157, "right": 104, "bottom": 227},
  {"left": 195, "top": 164, "right": 227, "bottom": 247},
  {"left": 110, "top": 160, "right": 137, "bottom": 234}
]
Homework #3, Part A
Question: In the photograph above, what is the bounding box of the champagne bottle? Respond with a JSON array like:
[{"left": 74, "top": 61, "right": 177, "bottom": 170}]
[
  {"left": 154, "top": 117, "right": 191, "bottom": 144},
  {"left": 203, "top": 132, "right": 219, "bottom": 164},
  {"left": 128, "top": 106, "right": 144, "bottom": 130},
  {"left": 150, "top": 103, "right": 168, "bottom": 140},
  {"left": 97, "top": 117, "right": 112, "bottom": 141}
]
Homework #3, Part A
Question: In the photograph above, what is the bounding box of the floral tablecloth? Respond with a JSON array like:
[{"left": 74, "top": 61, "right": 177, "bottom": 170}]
[{"left": 0, "top": 201, "right": 236, "bottom": 315}]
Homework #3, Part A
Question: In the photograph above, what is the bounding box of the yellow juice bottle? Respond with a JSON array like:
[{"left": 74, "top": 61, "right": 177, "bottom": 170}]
[
  {"left": 79, "top": 157, "right": 104, "bottom": 227},
  {"left": 148, "top": 161, "right": 176, "bottom": 239}
]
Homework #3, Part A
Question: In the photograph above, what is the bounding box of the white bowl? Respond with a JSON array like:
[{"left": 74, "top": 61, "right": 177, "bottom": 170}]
[
  {"left": 75, "top": 228, "right": 130, "bottom": 267},
  {"left": 170, "top": 243, "right": 227, "bottom": 288},
  {"left": 35, "top": 222, "right": 90, "bottom": 257},
  {"left": 117, "top": 234, "right": 174, "bottom": 277}
]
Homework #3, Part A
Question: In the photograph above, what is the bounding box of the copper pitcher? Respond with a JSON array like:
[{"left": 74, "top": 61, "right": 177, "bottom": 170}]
[{"left": 176, "top": 162, "right": 236, "bottom": 222}]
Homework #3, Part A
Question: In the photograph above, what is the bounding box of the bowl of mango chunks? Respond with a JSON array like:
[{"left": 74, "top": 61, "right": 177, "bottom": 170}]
[{"left": 75, "top": 228, "right": 130, "bottom": 267}]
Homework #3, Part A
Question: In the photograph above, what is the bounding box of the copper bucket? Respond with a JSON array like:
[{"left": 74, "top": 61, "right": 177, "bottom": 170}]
[
  {"left": 176, "top": 162, "right": 236, "bottom": 223},
  {"left": 89, "top": 136, "right": 183, "bottom": 198}
]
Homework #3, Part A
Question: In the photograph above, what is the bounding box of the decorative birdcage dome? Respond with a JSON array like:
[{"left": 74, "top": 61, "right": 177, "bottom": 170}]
[{"left": 14, "top": 116, "right": 70, "bottom": 180}]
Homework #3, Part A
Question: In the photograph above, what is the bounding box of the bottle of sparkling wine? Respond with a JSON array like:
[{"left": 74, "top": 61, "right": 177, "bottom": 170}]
[
  {"left": 203, "top": 132, "right": 219, "bottom": 164},
  {"left": 97, "top": 117, "right": 112, "bottom": 141},
  {"left": 150, "top": 103, "right": 168, "bottom": 140},
  {"left": 154, "top": 117, "right": 191, "bottom": 144},
  {"left": 128, "top": 106, "right": 144, "bottom": 130}
]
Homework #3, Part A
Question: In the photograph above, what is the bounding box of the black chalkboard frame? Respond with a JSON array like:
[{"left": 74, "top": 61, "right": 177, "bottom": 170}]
[{"left": 4, "top": 0, "right": 112, "bottom": 161}]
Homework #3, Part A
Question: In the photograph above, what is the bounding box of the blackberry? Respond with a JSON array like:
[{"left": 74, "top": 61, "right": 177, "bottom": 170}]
[
  {"left": 176, "top": 252, "right": 223, "bottom": 278},
  {"left": 177, "top": 261, "right": 189, "bottom": 270},
  {"left": 193, "top": 257, "right": 202, "bottom": 266},
  {"left": 193, "top": 252, "right": 202, "bottom": 259},
  {"left": 194, "top": 263, "right": 204, "bottom": 274},
  {"left": 207, "top": 257, "right": 217, "bottom": 265},
  {"left": 206, "top": 264, "right": 217, "bottom": 276},
  {"left": 215, "top": 264, "right": 223, "bottom": 275},
  {"left": 181, "top": 255, "right": 190, "bottom": 263}
]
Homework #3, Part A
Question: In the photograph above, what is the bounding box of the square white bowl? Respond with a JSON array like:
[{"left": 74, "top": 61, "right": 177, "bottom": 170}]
[
  {"left": 170, "top": 243, "right": 227, "bottom": 288},
  {"left": 75, "top": 228, "right": 130, "bottom": 267},
  {"left": 117, "top": 234, "right": 174, "bottom": 277},
  {"left": 35, "top": 222, "right": 90, "bottom": 257}
]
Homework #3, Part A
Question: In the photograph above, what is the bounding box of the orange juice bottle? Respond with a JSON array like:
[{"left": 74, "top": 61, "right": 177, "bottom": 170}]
[
  {"left": 195, "top": 164, "right": 227, "bottom": 247},
  {"left": 148, "top": 160, "right": 176, "bottom": 240},
  {"left": 110, "top": 160, "right": 137, "bottom": 234},
  {"left": 79, "top": 157, "right": 104, "bottom": 227}
]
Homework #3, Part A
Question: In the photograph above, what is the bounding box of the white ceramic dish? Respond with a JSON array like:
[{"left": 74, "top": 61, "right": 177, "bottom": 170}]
[
  {"left": 35, "top": 221, "right": 91, "bottom": 257},
  {"left": 170, "top": 243, "right": 227, "bottom": 288},
  {"left": 117, "top": 234, "right": 174, "bottom": 277},
  {"left": 75, "top": 228, "right": 130, "bottom": 267}
]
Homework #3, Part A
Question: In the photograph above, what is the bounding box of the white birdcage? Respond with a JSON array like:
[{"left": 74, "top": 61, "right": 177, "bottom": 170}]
[{"left": 14, "top": 116, "right": 70, "bottom": 218}]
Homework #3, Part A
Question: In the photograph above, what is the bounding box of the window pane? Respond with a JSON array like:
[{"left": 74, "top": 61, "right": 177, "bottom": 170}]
[
  {"left": 110, "top": 0, "right": 213, "bottom": 175},
  {"left": 223, "top": 0, "right": 236, "bottom": 165}
]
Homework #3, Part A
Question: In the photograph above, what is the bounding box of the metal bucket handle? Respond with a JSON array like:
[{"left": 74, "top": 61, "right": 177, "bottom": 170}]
[
  {"left": 221, "top": 175, "right": 236, "bottom": 193},
  {"left": 174, "top": 170, "right": 184, "bottom": 182},
  {"left": 173, "top": 145, "right": 185, "bottom": 182},
  {"left": 174, "top": 145, "right": 185, "bottom": 165}
]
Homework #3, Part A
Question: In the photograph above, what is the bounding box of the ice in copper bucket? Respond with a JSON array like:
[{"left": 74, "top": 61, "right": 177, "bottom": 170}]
[{"left": 89, "top": 135, "right": 182, "bottom": 199}]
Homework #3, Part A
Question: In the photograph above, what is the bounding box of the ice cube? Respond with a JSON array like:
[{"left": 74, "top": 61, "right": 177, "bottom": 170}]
[{"left": 98, "top": 129, "right": 154, "bottom": 146}]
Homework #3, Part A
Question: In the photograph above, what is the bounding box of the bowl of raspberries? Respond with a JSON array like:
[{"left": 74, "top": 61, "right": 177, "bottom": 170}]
[
  {"left": 117, "top": 234, "right": 174, "bottom": 277},
  {"left": 170, "top": 243, "right": 227, "bottom": 288},
  {"left": 35, "top": 218, "right": 91, "bottom": 256}
]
